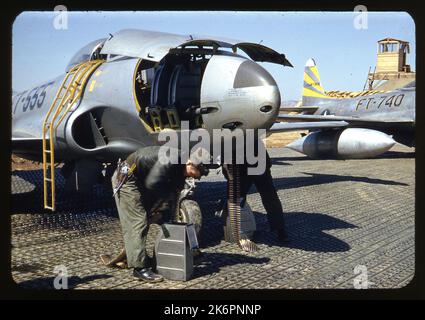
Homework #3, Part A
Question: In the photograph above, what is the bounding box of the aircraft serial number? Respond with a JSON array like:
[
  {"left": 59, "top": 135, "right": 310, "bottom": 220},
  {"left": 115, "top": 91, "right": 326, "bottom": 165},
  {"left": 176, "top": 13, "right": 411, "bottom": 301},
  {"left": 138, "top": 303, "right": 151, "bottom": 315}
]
[
  {"left": 13, "top": 81, "right": 54, "bottom": 114},
  {"left": 355, "top": 94, "right": 404, "bottom": 111}
]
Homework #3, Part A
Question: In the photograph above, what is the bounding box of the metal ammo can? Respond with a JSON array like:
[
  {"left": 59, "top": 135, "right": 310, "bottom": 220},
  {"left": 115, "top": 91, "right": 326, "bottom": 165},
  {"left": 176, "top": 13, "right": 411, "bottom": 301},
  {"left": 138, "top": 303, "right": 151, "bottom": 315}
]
[{"left": 154, "top": 223, "right": 198, "bottom": 281}]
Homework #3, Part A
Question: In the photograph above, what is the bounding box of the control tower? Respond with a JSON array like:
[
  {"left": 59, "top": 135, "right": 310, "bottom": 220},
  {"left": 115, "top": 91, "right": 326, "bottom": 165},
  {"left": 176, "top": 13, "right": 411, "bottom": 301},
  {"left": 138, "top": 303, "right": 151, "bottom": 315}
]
[{"left": 367, "top": 38, "right": 415, "bottom": 90}]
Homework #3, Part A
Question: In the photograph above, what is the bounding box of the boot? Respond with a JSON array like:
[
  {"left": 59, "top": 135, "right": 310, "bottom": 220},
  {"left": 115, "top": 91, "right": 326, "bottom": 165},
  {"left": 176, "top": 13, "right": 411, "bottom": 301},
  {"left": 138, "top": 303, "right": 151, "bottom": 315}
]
[{"left": 133, "top": 268, "right": 164, "bottom": 282}]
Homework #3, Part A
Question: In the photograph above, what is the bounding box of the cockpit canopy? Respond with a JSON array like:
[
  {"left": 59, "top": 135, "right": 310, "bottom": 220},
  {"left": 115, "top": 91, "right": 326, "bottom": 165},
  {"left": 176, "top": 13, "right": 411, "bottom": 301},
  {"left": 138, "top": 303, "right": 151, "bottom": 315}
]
[{"left": 66, "top": 38, "right": 107, "bottom": 72}]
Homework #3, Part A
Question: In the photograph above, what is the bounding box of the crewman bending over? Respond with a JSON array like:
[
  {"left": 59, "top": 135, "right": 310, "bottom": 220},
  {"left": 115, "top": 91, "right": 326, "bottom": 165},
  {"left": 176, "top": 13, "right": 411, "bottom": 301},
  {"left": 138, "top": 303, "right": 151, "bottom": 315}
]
[{"left": 109, "top": 146, "right": 209, "bottom": 282}]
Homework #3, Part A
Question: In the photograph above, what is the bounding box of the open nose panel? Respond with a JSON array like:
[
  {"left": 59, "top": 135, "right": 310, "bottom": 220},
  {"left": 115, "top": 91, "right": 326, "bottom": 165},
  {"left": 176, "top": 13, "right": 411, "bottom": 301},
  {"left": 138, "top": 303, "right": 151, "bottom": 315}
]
[
  {"left": 100, "top": 29, "right": 293, "bottom": 66},
  {"left": 141, "top": 58, "right": 206, "bottom": 131}
]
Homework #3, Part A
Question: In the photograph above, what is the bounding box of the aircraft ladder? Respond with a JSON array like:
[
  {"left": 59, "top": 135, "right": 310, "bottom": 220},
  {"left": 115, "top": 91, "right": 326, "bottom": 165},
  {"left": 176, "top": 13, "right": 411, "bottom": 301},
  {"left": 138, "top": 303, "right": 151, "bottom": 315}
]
[{"left": 42, "top": 59, "right": 104, "bottom": 211}]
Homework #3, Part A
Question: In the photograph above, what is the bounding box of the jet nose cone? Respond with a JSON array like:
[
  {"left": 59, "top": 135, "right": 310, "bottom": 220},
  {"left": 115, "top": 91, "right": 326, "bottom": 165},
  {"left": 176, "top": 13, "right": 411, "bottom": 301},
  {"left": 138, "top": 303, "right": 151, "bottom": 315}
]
[
  {"left": 233, "top": 60, "right": 278, "bottom": 89},
  {"left": 200, "top": 55, "right": 280, "bottom": 131},
  {"left": 233, "top": 60, "right": 281, "bottom": 129}
]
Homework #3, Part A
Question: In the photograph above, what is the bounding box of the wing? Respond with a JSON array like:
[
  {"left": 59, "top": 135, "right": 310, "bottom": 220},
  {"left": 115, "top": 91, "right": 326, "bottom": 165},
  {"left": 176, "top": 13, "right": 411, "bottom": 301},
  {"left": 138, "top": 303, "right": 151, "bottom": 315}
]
[
  {"left": 269, "top": 121, "right": 348, "bottom": 132},
  {"left": 277, "top": 114, "right": 414, "bottom": 129}
]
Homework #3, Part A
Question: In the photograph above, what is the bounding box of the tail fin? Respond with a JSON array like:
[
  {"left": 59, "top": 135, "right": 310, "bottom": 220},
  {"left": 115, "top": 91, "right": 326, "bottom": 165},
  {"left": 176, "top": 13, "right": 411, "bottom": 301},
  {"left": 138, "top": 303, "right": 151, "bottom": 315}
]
[{"left": 302, "top": 58, "right": 328, "bottom": 105}]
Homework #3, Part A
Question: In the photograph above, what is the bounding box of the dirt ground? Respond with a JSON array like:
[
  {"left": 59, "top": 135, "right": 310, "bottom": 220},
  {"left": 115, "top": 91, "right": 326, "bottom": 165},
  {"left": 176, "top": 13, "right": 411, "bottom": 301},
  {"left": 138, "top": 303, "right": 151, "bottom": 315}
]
[
  {"left": 11, "top": 155, "right": 43, "bottom": 171},
  {"left": 264, "top": 131, "right": 306, "bottom": 148}
]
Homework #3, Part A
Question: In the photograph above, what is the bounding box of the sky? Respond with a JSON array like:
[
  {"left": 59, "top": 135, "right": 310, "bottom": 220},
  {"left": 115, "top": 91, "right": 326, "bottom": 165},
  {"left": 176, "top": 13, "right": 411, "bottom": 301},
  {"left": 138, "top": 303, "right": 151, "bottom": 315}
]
[{"left": 12, "top": 11, "right": 415, "bottom": 100}]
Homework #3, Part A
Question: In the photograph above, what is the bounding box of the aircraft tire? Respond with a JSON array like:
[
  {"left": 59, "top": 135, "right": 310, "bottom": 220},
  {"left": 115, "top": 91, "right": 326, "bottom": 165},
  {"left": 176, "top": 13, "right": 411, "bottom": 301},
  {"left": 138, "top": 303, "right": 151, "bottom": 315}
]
[{"left": 178, "top": 199, "right": 202, "bottom": 239}]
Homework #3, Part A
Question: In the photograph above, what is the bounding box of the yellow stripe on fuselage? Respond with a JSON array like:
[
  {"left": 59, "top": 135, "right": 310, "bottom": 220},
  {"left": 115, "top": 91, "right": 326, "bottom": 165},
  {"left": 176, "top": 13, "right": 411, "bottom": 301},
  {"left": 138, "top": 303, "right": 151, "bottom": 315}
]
[{"left": 88, "top": 80, "right": 96, "bottom": 92}]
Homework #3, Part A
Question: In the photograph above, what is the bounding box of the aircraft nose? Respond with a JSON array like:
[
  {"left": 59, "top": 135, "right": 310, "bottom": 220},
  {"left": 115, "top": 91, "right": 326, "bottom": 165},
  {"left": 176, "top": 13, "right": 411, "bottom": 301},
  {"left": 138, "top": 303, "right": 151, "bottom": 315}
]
[
  {"left": 233, "top": 60, "right": 278, "bottom": 88},
  {"left": 233, "top": 60, "right": 281, "bottom": 129},
  {"left": 200, "top": 55, "right": 280, "bottom": 131}
]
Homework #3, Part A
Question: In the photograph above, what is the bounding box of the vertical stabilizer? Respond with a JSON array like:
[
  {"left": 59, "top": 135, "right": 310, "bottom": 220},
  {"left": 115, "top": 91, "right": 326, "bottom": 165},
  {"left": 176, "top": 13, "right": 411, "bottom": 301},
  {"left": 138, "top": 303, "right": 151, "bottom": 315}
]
[{"left": 302, "top": 58, "right": 328, "bottom": 105}]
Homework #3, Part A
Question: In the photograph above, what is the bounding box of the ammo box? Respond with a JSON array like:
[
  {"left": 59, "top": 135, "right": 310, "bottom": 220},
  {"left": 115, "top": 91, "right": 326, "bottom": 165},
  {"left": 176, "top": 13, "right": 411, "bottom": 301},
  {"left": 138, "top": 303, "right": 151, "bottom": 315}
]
[{"left": 154, "top": 223, "right": 198, "bottom": 281}]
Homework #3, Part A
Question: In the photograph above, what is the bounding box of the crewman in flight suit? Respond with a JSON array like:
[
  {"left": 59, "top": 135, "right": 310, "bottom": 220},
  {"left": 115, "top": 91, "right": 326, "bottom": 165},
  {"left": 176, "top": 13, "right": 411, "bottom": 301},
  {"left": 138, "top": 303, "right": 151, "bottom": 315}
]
[{"left": 111, "top": 146, "right": 209, "bottom": 282}]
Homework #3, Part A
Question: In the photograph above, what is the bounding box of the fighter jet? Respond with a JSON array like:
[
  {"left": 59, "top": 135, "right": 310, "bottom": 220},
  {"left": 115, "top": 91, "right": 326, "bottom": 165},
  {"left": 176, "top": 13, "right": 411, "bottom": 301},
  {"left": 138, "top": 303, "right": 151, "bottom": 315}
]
[
  {"left": 13, "top": 29, "right": 309, "bottom": 213},
  {"left": 279, "top": 58, "right": 415, "bottom": 159},
  {"left": 14, "top": 28, "right": 321, "bottom": 253},
  {"left": 14, "top": 30, "right": 402, "bottom": 251},
  {"left": 12, "top": 30, "right": 378, "bottom": 202}
]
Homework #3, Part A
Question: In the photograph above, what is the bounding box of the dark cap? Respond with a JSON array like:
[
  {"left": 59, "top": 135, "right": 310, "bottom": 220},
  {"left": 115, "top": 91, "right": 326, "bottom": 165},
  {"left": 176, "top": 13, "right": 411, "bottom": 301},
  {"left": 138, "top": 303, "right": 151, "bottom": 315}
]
[{"left": 194, "top": 163, "right": 209, "bottom": 176}]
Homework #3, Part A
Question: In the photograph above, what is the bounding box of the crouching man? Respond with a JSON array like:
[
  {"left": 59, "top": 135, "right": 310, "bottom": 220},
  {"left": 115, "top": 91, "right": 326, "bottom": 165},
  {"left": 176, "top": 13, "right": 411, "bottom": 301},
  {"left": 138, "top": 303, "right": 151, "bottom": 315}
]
[{"left": 111, "top": 146, "right": 209, "bottom": 282}]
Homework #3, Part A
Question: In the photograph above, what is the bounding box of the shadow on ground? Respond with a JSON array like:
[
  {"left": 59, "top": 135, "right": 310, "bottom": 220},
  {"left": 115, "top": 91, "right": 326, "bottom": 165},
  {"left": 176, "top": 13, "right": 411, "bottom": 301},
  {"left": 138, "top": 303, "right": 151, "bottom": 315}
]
[
  {"left": 16, "top": 274, "right": 113, "bottom": 289},
  {"left": 271, "top": 172, "right": 408, "bottom": 191},
  {"left": 251, "top": 211, "right": 356, "bottom": 252},
  {"left": 11, "top": 169, "right": 115, "bottom": 215},
  {"left": 190, "top": 211, "right": 356, "bottom": 281},
  {"left": 193, "top": 252, "right": 270, "bottom": 279}
]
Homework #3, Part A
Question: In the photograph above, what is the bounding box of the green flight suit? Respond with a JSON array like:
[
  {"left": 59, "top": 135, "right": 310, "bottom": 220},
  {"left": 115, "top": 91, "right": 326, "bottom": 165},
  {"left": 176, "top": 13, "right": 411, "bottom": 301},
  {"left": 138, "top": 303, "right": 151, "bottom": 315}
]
[{"left": 112, "top": 146, "right": 186, "bottom": 269}]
